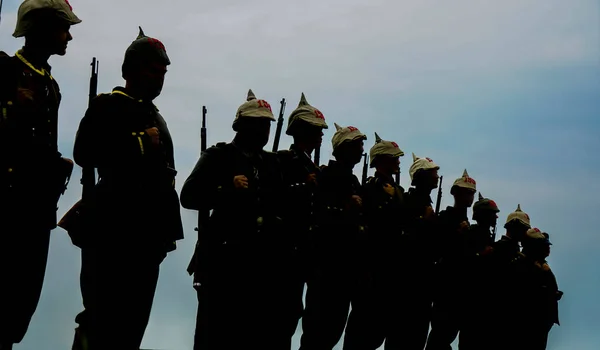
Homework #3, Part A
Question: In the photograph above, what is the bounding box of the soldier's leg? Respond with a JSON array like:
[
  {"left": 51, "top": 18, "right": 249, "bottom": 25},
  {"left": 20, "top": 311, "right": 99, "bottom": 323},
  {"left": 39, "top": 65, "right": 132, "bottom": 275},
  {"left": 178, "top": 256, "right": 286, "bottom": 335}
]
[
  {"left": 0, "top": 223, "right": 51, "bottom": 345},
  {"left": 425, "top": 295, "right": 459, "bottom": 350},
  {"left": 85, "top": 248, "right": 161, "bottom": 349},
  {"left": 300, "top": 265, "right": 352, "bottom": 350},
  {"left": 342, "top": 274, "right": 386, "bottom": 350},
  {"left": 385, "top": 289, "right": 432, "bottom": 350}
]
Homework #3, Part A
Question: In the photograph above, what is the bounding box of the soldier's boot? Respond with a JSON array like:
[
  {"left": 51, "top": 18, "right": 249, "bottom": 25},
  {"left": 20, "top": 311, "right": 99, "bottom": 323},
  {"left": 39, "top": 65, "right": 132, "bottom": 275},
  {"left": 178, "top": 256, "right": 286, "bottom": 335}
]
[{"left": 71, "top": 327, "right": 89, "bottom": 350}]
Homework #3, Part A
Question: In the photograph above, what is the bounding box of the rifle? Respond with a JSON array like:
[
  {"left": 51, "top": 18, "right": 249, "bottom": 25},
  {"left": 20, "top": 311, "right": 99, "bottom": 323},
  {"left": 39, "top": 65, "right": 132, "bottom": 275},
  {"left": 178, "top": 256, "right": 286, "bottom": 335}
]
[
  {"left": 491, "top": 223, "right": 497, "bottom": 244},
  {"left": 313, "top": 145, "right": 320, "bottom": 166},
  {"left": 271, "top": 98, "right": 286, "bottom": 152},
  {"left": 81, "top": 57, "right": 99, "bottom": 200},
  {"left": 200, "top": 106, "right": 207, "bottom": 153},
  {"left": 435, "top": 175, "right": 443, "bottom": 214},
  {"left": 395, "top": 170, "right": 400, "bottom": 186},
  {"left": 361, "top": 153, "right": 368, "bottom": 185},
  {"left": 190, "top": 106, "right": 209, "bottom": 281},
  {"left": 0, "top": 0, "right": 3, "bottom": 26}
]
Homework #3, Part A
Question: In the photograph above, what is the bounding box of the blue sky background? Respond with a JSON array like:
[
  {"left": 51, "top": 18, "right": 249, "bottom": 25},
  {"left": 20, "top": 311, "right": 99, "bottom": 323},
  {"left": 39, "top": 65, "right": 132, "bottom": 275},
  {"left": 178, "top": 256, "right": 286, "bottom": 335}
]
[{"left": 1, "top": 0, "right": 599, "bottom": 349}]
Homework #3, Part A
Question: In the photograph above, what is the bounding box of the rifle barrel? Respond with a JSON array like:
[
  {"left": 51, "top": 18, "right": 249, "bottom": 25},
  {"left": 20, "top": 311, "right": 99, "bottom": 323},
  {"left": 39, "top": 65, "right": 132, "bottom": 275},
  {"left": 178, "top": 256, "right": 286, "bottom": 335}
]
[
  {"left": 361, "top": 153, "right": 368, "bottom": 184},
  {"left": 201, "top": 106, "right": 207, "bottom": 152},
  {"left": 435, "top": 175, "right": 444, "bottom": 213},
  {"left": 272, "top": 98, "right": 286, "bottom": 152},
  {"left": 314, "top": 145, "right": 320, "bottom": 166}
]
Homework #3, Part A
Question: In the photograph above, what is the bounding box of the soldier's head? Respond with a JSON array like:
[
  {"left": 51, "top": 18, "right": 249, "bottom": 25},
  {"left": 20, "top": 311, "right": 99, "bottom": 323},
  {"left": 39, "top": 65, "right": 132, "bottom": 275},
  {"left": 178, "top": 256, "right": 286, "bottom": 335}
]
[
  {"left": 122, "top": 27, "right": 170, "bottom": 101},
  {"left": 504, "top": 204, "right": 531, "bottom": 241},
  {"left": 409, "top": 153, "right": 440, "bottom": 190},
  {"left": 232, "top": 89, "right": 275, "bottom": 150},
  {"left": 331, "top": 123, "right": 366, "bottom": 165},
  {"left": 369, "top": 132, "right": 403, "bottom": 175},
  {"left": 450, "top": 169, "right": 477, "bottom": 208},
  {"left": 286, "top": 93, "right": 328, "bottom": 153},
  {"left": 472, "top": 192, "right": 500, "bottom": 228},
  {"left": 14, "top": 0, "right": 82, "bottom": 56},
  {"left": 522, "top": 228, "right": 551, "bottom": 259}
]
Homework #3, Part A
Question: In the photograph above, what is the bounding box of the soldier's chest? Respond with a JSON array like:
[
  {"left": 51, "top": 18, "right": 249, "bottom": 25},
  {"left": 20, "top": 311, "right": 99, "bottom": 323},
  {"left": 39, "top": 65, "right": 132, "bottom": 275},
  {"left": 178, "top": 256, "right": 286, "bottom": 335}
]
[{"left": 13, "top": 69, "right": 60, "bottom": 121}]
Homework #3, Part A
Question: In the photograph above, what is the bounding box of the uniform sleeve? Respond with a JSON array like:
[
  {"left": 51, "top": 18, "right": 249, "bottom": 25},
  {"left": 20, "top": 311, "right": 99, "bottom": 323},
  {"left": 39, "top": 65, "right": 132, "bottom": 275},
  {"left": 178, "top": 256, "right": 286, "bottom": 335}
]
[
  {"left": 73, "top": 97, "right": 105, "bottom": 168},
  {"left": 180, "top": 146, "right": 237, "bottom": 211}
]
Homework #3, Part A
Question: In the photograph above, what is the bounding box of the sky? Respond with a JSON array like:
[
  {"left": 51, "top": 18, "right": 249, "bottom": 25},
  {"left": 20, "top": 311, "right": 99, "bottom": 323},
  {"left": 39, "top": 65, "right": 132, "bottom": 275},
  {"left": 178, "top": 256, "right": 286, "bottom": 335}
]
[{"left": 1, "top": 0, "right": 599, "bottom": 349}]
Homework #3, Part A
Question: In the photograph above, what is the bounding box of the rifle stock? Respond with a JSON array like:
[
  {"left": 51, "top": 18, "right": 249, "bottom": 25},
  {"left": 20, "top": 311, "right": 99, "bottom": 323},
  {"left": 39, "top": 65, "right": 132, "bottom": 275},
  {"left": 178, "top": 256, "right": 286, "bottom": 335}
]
[{"left": 272, "top": 98, "right": 286, "bottom": 152}]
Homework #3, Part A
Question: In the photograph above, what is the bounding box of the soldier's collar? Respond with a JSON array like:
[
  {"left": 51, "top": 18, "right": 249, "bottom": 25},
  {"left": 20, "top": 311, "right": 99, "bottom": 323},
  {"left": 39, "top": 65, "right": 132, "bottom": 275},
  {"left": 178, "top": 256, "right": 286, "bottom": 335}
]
[
  {"left": 15, "top": 49, "right": 53, "bottom": 80},
  {"left": 111, "top": 87, "right": 159, "bottom": 111}
]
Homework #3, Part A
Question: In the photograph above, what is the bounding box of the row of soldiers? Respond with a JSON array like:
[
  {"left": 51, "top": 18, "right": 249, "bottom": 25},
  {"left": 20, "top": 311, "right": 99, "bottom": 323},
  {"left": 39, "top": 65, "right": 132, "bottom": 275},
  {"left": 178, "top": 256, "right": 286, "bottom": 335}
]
[{"left": 0, "top": 1, "right": 562, "bottom": 350}]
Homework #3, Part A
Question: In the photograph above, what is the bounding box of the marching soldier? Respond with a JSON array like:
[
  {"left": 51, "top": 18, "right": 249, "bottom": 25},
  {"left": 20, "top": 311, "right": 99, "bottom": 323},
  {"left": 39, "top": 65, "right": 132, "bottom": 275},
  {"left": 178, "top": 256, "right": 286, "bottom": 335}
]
[
  {"left": 343, "top": 132, "right": 405, "bottom": 350},
  {"left": 70, "top": 27, "right": 183, "bottom": 349},
  {"left": 396, "top": 153, "right": 441, "bottom": 350},
  {"left": 0, "top": 1, "right": 81, "bottom": 348},
  {"left": 426, "top": 169, "right": 477, "bottom": 350},
  {"left": 277, "top": 92, "right": 329, "bottom": 338},
  {"left": 514, "top": 229, "right": 562, "bottom": 350},
  {"left": 459, "top": 192, "right": 500, "bottom": 350},
  {"left": 180, "top": 90, "right": 295, "bottom": 349},
  {"left": 488, "top": 204, "right": 532, "bottom": 350},
  {"left": 300, "top": 123, "right": 367, "bottom": 350}
]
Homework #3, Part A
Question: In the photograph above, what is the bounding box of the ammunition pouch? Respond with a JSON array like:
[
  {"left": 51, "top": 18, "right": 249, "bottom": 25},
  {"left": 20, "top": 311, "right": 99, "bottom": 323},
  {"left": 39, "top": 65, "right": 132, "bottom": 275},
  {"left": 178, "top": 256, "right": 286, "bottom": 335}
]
[{"left": 52, "top": 157, "right": 74, "bottom": 204}]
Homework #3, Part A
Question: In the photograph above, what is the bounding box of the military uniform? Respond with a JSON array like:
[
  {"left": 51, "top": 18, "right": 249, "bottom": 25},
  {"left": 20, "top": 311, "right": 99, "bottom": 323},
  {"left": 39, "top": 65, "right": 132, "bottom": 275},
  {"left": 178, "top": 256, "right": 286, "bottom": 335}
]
[
  {"left": 486, "top": 204, "right": 532, "bottom": 350},
  {"left": 391, "top": 153, "right": 441, "bottom": 350},
  {"left": 459, "top": 193, "right": 500, "bottom": 350},
  {"left": 181, "top": 90, "right": 295, "bottom": 350},
  {"left": 0, "top": 1, "right": 80, "bottom": 347},
  {"left": 343, "top": 132, "right": 406, "bottom": 350},
  {"left": 71, "top": 29, "right": 183, "bottom": 349},
  {"left": 300, "top": 124, "right": 367, "bottom": 350},
  {"left": 277, "top": 93, "right": 329, "bottom": 338},
  {"left": 426, "top": 170, "right": 477, "bottom": 350},
  {"left": 513, "top": 229, "right": 562, "bottom": 350}
]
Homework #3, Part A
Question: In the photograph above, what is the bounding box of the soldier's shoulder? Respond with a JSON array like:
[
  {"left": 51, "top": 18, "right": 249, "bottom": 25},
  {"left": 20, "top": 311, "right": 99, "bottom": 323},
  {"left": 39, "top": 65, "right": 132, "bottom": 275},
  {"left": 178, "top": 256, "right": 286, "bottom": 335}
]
[
  {"left": 0, "top": 52, "right": 17, "bottom": 74},
  {"left": 277, "top": 149, "right": 294, "bottom": 158},
  {"left": 204, "top": 142, "right": 233, "bottom": 156}
]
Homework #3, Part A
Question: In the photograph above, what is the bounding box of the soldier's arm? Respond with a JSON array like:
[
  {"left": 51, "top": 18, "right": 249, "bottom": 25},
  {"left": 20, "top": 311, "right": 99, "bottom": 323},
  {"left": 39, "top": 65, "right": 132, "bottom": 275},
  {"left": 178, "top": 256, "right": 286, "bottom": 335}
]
[
  {"left": 73, "top": 97, "right": 105, "bottom": 168},
  {"left": 180, "top": 146, "right": 232, "bottom": 211}
]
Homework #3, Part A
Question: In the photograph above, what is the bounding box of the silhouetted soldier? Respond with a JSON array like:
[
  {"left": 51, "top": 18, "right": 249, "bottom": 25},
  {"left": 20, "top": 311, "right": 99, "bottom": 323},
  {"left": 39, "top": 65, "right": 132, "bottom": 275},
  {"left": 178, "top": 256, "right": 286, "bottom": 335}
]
[
  {"left": 343, "top": 132, "right": 405, "bottom": 350},
  {"left": 300, "top": 123, "right": 367, "bottom": 350},
  {"left": 488, "top": 204, "right": 531, "bottom": 350},
  {"left": 395, "top": 153, "right": 441, "bottom": 350},
  {"left": 513, "top": 229, "right": 562, "bottom": 350},
  {"left": 0, "top": 1, "right": 81, "bottom": 348},
  {"left": 181, "top": 89, "right": 294, "bottom": 349},
  {"left": 278, "top": 92, "right": 329, "bottom": 338},
  {"left": 459, "top": 192, "right": 500, "bottom": 350},
  {"left": 426, "top": 169, "right": 477, "bottom": 350},
  {"left": 71, "top": 27, "right": 183, "bottom": 349}
]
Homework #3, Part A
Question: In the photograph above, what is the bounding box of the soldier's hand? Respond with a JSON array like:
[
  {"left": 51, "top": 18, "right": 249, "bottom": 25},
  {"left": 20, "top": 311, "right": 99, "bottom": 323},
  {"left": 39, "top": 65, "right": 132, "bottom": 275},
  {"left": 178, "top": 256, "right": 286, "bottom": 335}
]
[
  {"left": 233, "top": 175, "right": 249, "bottom": 189},
  {"left": 383, "top": 183, "right": 395, "bottom": 197},
  {"left": 306, "top": 173, "right": 318, "bottom": 186},
  {"left": 458, "top": 220, "right": 470, "bottom": 232},
  {"left": 350, "top": 195, "right": 363, "bottom": 208},
  {"left": 423, "top": 206, "right": 436, "bottom": 220},
  {"left": 16, "top": 88, "right": 35, "bottom": 104},
  {"left": 480, "top": 246, "right": 494, "bottom": 256},
  {"left": 145, "top": 127, "right": 160, "bottom": 146}
]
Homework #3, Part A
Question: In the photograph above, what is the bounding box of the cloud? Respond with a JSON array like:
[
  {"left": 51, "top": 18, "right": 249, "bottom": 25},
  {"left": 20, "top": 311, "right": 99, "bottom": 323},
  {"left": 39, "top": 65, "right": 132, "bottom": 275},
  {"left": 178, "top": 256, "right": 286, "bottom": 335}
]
[{"left": 1, "top": 0, "right": 599, "bottom": 349}]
